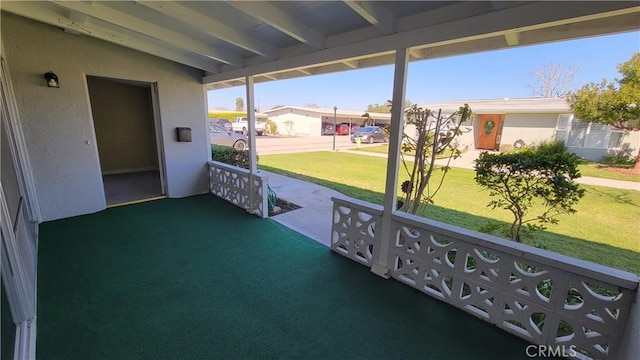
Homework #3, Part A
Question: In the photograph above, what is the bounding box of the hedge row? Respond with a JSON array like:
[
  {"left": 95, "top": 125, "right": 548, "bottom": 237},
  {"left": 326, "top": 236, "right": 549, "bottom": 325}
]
[
  {"left": 208, "top": 112, "right": 246, "bottom": 120},
  {"left": 211, "top": 144, "right": 253, "bottom": 169}
]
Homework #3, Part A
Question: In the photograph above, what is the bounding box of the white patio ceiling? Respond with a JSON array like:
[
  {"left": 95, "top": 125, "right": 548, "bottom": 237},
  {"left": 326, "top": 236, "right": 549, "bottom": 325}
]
[{"left": 3, "top": 1, "right": 638, "bottom": 90}]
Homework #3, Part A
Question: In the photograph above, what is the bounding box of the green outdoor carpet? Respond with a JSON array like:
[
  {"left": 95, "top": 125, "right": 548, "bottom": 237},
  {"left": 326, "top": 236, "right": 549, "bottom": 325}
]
[{"left": 37, "top": 194, "right": 531, "bottom": 359}]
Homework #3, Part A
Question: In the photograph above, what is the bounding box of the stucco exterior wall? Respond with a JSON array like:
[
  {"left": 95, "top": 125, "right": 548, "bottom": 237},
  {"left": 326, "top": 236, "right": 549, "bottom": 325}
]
[
  {"left": 1, "top": 13, "right": 209, "bottom": 221},
  {"left": 269, "top": 113, "right": 319, "bottom": 136},
  {"left": 501, "top": 113, "right": 558, "bottom": 148}
]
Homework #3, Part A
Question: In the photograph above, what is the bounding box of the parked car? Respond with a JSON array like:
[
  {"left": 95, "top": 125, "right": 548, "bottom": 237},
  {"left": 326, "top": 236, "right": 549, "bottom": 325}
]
[
  {"left": 324, "top": 123, "right": 358, "bottom": 135},
  {"left": 336, "top": 123, "right": 351, "bottom": 135},
  {"left": 323, "top": 124, "right": 335, "bottom": 135},
  {"left": 210, "top": 118, "right": 232, "bottom": 131},
  {"left": 209, "top": 125, "right": 248, "bottom": 150},
  {"left": 231, "top": 117, "right": 266, "bottom": 136},
  {"left": 351, "top": 126, "right": 387, "bottom": 144}
]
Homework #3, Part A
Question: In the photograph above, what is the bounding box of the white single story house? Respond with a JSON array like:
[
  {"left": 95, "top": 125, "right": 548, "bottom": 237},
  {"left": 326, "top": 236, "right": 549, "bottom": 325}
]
[
  {"left": 263, "top": 106, "right": 390, "bottom": 136},
  {"left": 421, "top": 97, "right": 640, "bottom": 161}
]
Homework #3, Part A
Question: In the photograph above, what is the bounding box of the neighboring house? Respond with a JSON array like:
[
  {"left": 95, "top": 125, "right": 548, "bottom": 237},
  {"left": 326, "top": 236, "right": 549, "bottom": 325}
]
[
  {"left": 263, "top": 106, "right": 390, "bottom": 136},
  {"left": 420, "top": 97, "right": 639, "bottom": 161}
]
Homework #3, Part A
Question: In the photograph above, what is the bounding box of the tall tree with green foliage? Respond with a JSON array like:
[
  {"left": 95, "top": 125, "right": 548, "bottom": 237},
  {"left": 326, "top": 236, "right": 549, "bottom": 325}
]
[
  {"left": 475, "top": 141, "right": 585, "bottom": 242},
  {"left": 235, "top": 97, "right": 244, "bottom": 111},
  {"left": 567, "top": 52, "right": 640, "bottom": 172}
]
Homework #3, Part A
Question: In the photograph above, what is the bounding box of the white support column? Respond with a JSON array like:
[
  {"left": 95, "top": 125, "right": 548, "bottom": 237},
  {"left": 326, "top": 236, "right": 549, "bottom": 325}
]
[
  {"left": 618, "top": 288, "right": 640, "bottom": 359},
  {"left": 245, "top": 76, "right": 257, "bottom": 214},
  {"left": 371, "top": 48, "right": 409, "bottom": 278}
]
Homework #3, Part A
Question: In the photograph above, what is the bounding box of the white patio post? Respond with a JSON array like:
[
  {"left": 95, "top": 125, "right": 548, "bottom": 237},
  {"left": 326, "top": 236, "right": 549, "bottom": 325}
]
[
  {"left": 371, "top": 48, "right": 409, "bottom": 278},
  {"left": 245, "top": 75, "right": 257, "bottom": 213}
]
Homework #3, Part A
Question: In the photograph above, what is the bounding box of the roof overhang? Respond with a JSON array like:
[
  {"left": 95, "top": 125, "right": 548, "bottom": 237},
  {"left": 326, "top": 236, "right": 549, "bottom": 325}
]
[
  {"left": 2, "top": 1, "right": 638, "bottom": 91},
  {"left": 202, "top": 2, "right": 640, "bottom": 89}
]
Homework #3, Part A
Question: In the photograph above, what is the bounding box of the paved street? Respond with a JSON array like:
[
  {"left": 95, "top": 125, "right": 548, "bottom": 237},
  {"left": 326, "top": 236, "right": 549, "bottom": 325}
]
[{"left": 255, "top": 134, "right": 380, "bottom": 155}]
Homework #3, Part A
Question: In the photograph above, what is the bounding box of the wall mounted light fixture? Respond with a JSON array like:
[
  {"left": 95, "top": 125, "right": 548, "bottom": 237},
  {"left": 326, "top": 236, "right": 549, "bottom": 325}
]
[{"left": 44, "top": 71, "right": 59, "bottom": 88}]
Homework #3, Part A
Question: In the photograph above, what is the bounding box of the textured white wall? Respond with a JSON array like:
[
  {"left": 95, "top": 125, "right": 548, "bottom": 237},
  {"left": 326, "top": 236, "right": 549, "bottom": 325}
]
[
  {"left": 270, "top": 113, "right": 315, "bottom": 136},
  {"left": 1, "top": 13, "right": 209, "bottom": 221},
  {"left": 501, "top": 113, "right": 558, "bottom": 148}
]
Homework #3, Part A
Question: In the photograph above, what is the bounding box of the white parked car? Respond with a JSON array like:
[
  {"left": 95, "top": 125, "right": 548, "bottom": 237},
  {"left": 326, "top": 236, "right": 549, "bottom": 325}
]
[{"left": 231, "top": 117, "right": 266, "bottom": 136}]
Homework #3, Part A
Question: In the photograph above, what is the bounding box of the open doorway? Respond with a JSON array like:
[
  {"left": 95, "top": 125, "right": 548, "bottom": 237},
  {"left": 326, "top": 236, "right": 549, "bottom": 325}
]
[{"left": 86, "top": 76, "right": 165, "bottom": 206}]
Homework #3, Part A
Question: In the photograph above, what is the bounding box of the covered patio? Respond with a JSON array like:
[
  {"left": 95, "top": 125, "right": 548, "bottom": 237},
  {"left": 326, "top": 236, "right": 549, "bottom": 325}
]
[
  {"left": 36, "top": 195, "right": 530, "bottom": 359},
  {"left": 1, "top": 2, "right": 639, "bottom": 359}
]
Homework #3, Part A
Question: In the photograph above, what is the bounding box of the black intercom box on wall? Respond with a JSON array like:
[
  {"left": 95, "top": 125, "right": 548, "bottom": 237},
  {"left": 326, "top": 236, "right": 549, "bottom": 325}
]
[{"left": 176, "top": 127, "right": 192, "bottom": 142}]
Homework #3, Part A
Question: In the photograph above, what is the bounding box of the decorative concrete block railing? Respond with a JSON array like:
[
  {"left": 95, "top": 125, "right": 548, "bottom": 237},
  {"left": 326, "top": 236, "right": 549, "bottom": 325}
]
[
  {"left": 208, "top": 161, "right": 268, "bottom": 218},
  {"left": 330, "top": 197, "right": 639, "bottom": 359},
  {"left": 331, "top": 197, "right": 383, "bottom": 267}
]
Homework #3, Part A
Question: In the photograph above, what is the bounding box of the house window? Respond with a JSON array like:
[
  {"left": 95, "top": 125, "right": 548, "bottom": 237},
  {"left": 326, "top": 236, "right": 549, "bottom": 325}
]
[
  {"left": 554, "top": 114, "right": 621, "bottom": 149},
  {"left": 554, "top": 114, "right": 571, "bottom": 142}
]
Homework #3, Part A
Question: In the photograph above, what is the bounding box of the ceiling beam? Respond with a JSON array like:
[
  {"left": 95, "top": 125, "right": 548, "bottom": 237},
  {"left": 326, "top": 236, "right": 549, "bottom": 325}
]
[
  {"left": 344, "top": 1, "right": 395, "bottom": 35},
  {"left": 204, "top": 2, "right": 640, "bottom": 85},
  {"left": 226, "top": 1, "right": 326, "bottom": 50},
  {"left": 1, "top": 1, "right": 220, "bottom": 73},
  {"left": 262, "top": 74, "right": 278, "bottom": 81},
  {"left": 136, "top": 1, "right": 278, "bottom": 59},
  {"left": 408, "top": 49, "right": 423, "bottom": 60},
  {"left": 63, "top": 10, "right": 87, "bottom": 36},
  {"left": 342, "top": 60, "right": 359, "bottom": 69},
  {"left": 504, "top": 32, "right": 521, "bottom": 46},
  {"left": 51, "top": 1, "right": 243, "bottom": 66},
  {"left": 297, "top": 69, "right": 312, "bottom": 75}
]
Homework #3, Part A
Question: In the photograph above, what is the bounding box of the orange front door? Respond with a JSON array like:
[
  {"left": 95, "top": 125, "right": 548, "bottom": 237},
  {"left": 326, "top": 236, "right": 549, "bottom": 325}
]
[{"left": 477, "top": 114, "right": 504, "bottom": 150}]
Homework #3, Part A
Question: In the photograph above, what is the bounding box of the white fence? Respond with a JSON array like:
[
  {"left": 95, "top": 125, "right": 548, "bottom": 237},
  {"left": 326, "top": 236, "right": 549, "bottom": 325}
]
[
  {"left": 331, "top": 197, "right": 639, "bottom": 359},
  {"left": 208, "top": 161, "right": 268, "bottom": 218}
]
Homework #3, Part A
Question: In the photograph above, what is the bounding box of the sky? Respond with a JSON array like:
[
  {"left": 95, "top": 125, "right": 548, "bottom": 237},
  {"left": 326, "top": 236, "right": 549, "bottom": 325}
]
[{"left": 207, "top": 31, "right": 640, "bottom": 112}]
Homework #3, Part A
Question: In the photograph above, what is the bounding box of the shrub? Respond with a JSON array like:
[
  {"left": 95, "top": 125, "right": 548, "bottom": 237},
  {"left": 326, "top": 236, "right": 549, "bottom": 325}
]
[
  {"left": 266, "top": 119, "right": 278, "bottom": 135},
  {"left": 209, "top": 112, "right": 245, "bottom": 120},
  {"left": 211, "top": 145, "right": 253, "bottom": 169},
  {"left": 602, "top": 144, "right": 637, "bottom": 167},
  {"left": 475, "top": 141, "right": 585, "bottom": 242}
]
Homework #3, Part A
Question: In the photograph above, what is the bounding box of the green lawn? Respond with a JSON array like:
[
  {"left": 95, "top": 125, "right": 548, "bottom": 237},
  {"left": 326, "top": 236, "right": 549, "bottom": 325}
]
[
  {"left": 578, "top": 161, "right": 640, "bottom": 182},
  {"left": 260, "top": 151, "right": 640, "bottom": 275},
  {"left": 352, "top": 144, "right": 454, "bottom": 159},
  {"left": 353, "top": 145, "right": 640, "bottom": 182}
]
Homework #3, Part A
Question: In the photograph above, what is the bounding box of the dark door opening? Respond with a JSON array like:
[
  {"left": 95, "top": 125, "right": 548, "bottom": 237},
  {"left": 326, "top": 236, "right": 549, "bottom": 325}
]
[{"left": 87, "top": 76, "right": 165, "bottom": 206}]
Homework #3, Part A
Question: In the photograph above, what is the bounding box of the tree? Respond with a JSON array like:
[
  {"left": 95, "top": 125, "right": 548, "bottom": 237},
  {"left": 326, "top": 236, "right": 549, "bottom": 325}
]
[
  {"left": 398, "top": 104, "right": 473, "bottom": 215},
  {"left": 271, "top": 104, "right": 286, "bottom": 109},
  {"left": 567, "top": 52, "right": 640, "bottom": 172},
  {"left": 528, "top": 63, "right": 578, "bottom": 98},
  {"left": 366, "top": 103, "right": 390, "bottom": 113},
  {"left": 474, "top": 141, "right": 585, "bottom": 242},
  {"left": 367, "top": 100, "right": 412, "bottom": 114},
  {"left": 235, "top": 97, "right": 244, "bottom": 111},
  {"left": 304, "top": 103, "right": 320, "bottom": 108}
]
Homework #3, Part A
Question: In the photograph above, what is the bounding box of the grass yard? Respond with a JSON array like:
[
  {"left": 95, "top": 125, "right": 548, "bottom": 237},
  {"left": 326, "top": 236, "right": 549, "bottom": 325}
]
[
  {"left": 354, "top": 145, "right": 640, "bottom": 182},
  {"left": 260, "top": 151, "right": 640, "bottom": 275},
  {"left": 353, "top": 144, "right": 454, "bottom": 159},
  {"left": 578, "top": 161, "right": 640, "bottom": 182}
]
